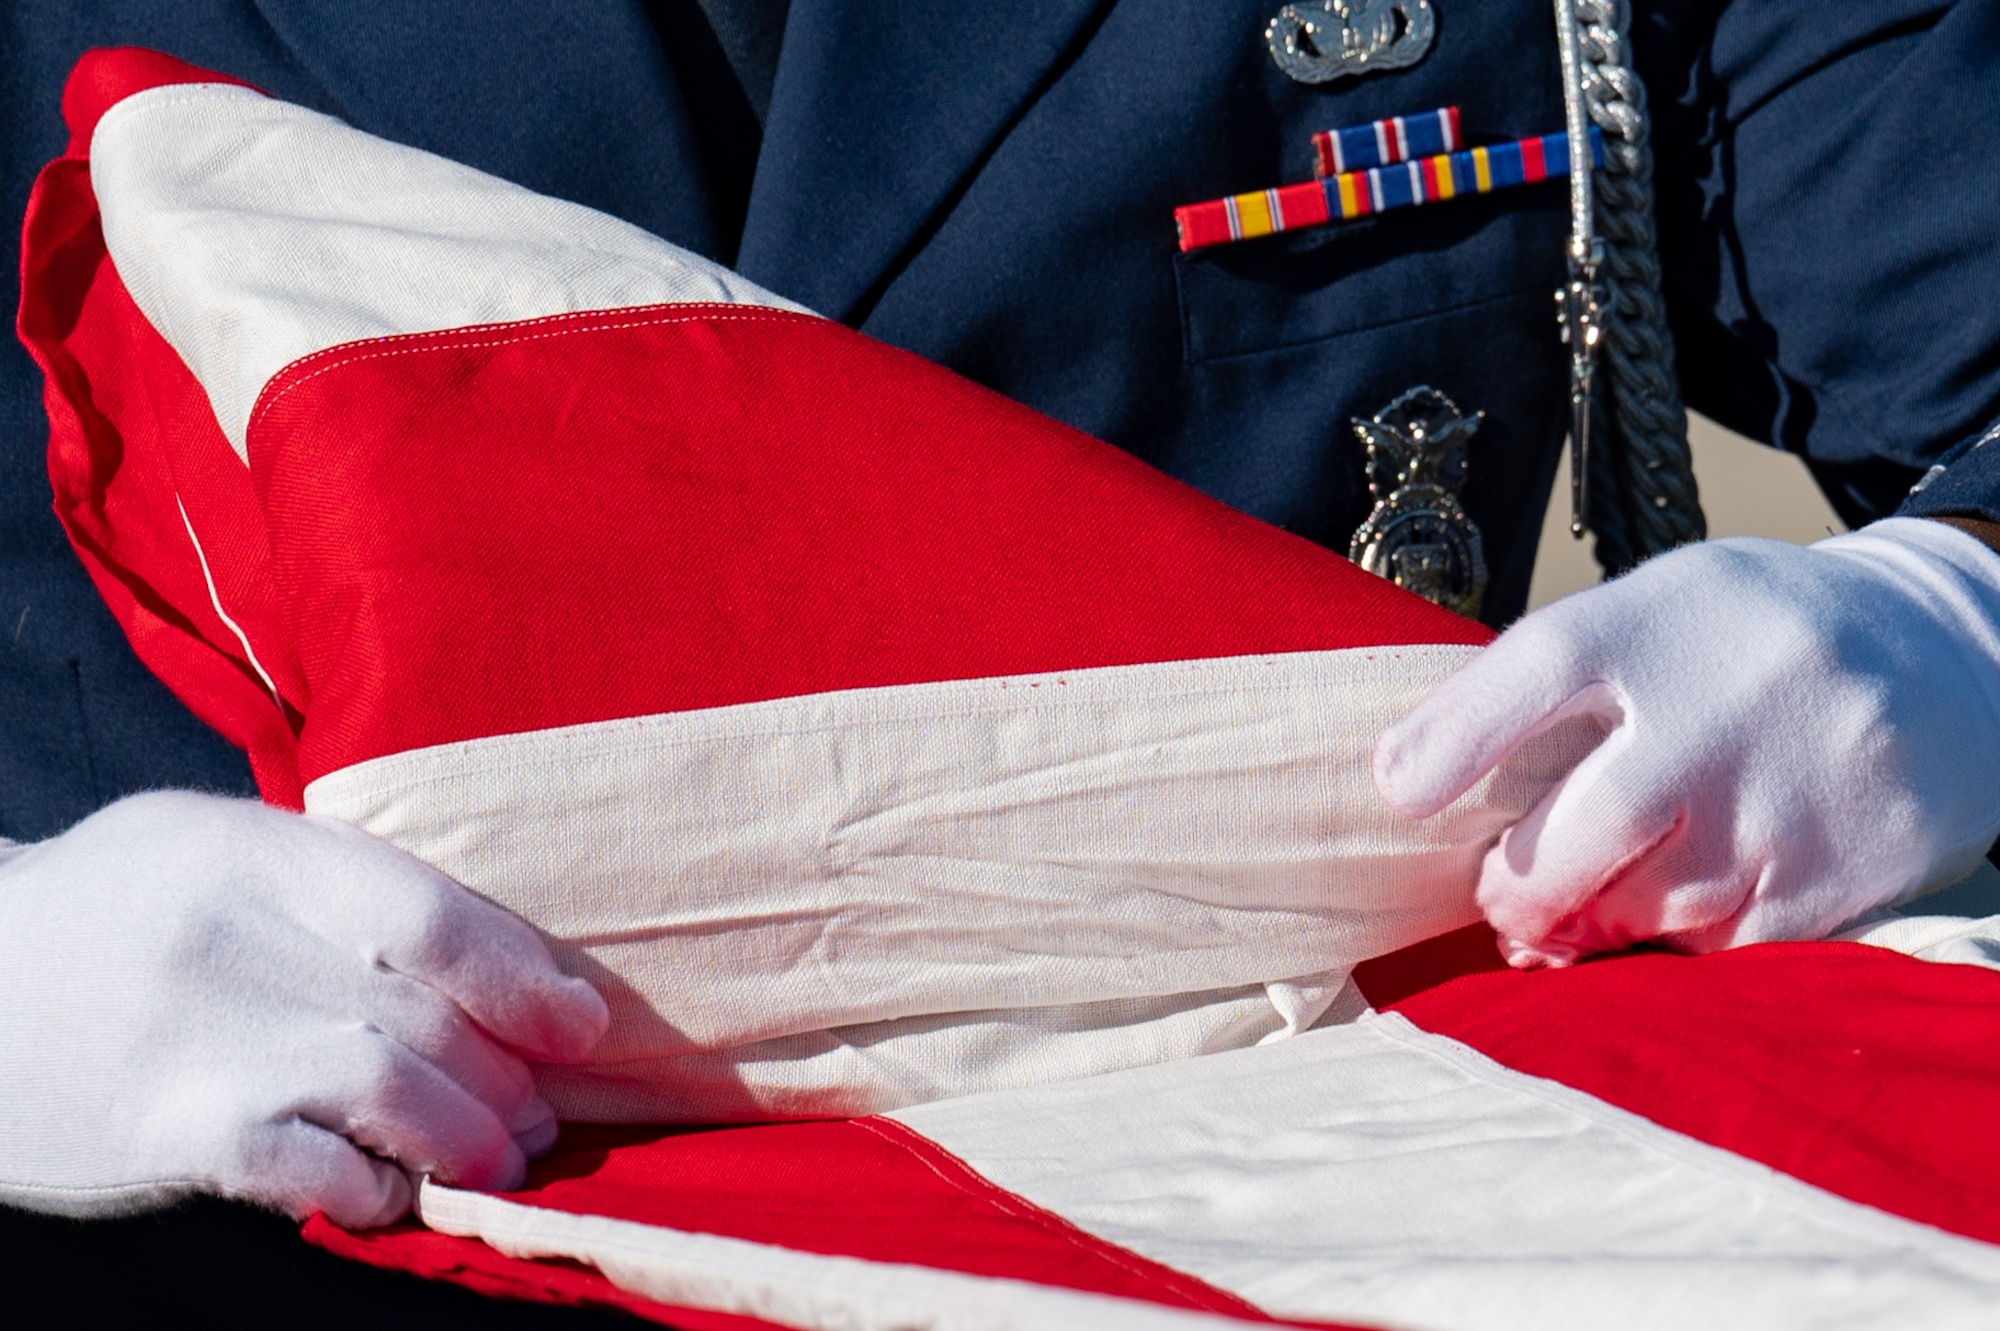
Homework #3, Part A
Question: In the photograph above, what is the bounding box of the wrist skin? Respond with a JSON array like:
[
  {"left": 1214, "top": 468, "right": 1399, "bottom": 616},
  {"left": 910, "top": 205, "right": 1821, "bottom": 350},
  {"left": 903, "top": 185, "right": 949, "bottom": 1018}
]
[{"left": 1930, "top": 516, "right": 2000, "bottom": 556}]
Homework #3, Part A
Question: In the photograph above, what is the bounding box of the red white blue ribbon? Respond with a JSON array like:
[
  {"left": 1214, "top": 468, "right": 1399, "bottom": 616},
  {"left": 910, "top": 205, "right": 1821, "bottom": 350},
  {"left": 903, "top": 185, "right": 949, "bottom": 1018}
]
[{"left": 1312, "top": 106, "right": 1462, "bottom": 176}]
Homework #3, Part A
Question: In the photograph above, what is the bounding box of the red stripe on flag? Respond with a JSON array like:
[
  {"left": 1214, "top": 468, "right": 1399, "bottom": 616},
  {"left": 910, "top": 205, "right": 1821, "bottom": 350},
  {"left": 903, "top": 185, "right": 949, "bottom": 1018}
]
[
  {"left": 309, "top": 1119, "right": 1346, "bottom": 1327},
  {"left": 243, "top": 311, "right": 1484, "bottom": 783}
]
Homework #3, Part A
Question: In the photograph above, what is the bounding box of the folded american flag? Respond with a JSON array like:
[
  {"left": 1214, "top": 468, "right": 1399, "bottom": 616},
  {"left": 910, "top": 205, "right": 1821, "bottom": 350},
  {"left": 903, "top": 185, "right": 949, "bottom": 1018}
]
[
  {"left": 20, "top": 48, "right": 2000, "bottom": 1331},
  {"left": 24, "top": 46, "right": 1550, "bottom": 1121}
]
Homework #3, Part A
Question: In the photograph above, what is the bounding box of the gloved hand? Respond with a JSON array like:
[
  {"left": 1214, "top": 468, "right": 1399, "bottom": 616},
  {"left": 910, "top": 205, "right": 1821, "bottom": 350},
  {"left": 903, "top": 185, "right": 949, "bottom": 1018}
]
[
  {"left": 0, "top": 791, "right": 608, "bottom": 1227},
  {"left": 1373, "top": 517, "right": 2000, "bottom": 967}
]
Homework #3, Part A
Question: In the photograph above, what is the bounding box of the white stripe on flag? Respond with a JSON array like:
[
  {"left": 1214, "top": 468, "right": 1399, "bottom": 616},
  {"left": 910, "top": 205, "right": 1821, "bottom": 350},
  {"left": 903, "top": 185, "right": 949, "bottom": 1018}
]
[
  {"left": 893, "top": 1014, "right": 2000, "bottom": 1331},
  {"left": 90, "top": 83, "right": 806, "bottom": 461},
  {"left": 416, "top": 1182, "right": 1260, "bottom": 1331},
  {"left": 304, "top": 646, "right": 1592, "bottom": 1123}
]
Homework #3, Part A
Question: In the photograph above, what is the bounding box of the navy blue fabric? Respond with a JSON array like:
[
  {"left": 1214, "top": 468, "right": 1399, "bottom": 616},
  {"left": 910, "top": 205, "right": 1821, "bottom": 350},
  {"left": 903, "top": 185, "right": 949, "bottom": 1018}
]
[
  {"left": 5, "top": 0, "right": 2000, "bottom": 837},
  {"left": 0, "top": 1196, "right": 637, "bottom": 1328},
  {"left": 1641, "top": 0, "right": 2000, "bottom": 528}
]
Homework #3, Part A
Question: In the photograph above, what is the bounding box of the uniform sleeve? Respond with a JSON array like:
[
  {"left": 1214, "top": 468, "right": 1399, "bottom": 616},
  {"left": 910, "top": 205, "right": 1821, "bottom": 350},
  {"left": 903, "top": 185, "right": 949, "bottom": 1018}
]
[{"left": 1642, "top": 0, "right": 2000, "bottom": 526}]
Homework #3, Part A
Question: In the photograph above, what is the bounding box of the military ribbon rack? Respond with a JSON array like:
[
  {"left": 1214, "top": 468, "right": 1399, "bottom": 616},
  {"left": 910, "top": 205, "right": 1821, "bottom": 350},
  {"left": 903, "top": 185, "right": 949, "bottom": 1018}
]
[{"left": 1175, "top": 117, "right": 1603, "bottom": 253}]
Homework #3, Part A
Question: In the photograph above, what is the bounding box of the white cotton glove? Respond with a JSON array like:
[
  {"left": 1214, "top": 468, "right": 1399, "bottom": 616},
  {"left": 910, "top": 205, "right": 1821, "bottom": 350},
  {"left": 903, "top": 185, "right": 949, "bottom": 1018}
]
[
  {"left": 1373, "top": 517, "right": 2000, "bottom": 967},
  {"left": 0, "top": 791, "right": 609, "bottom": 1227}
]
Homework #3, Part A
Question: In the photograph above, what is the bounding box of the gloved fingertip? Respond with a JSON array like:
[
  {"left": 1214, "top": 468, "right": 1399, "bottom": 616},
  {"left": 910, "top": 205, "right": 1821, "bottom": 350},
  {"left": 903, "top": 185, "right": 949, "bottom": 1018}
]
[
  {"left": 319, "top": 1158, "right": 413, "bottom": 1231},
  {"left": 262, "top": 1119, "right": 413, "bottom": 1229},
  {"left": 527, "top": 977, "right": 612, "bottom": 1063},
  {"left": 515, "top": 1110, "right": 561, "bottom": 1162},
  {"left": 1371, "top": 727, "right": 1453, "bottom": 818},
  {"left": 365, "top": 1165, "right": 416, "bottom": 1228},
  {"left": 506, "top": 1092, "right": 559, "bottom": 1150},
  {"left": 489, "top": 1142, "right": 530, "bottom": 1194},
  {"left": 1498, "top": 933, "right": 1578, "bottom": 970},
  {"left": 436, "top": 1136, "right": 528, "bottom": 1195}
]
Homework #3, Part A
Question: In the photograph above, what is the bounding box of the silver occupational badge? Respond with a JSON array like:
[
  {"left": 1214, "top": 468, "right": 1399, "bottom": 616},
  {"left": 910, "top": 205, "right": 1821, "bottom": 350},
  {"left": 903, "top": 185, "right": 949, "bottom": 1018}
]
[
  {"left": 1347, "top": 386, "right": 1488, "bottom": 618},
  {"left": 1266, "top": 0, "right": 1436, "bottom": 86}
]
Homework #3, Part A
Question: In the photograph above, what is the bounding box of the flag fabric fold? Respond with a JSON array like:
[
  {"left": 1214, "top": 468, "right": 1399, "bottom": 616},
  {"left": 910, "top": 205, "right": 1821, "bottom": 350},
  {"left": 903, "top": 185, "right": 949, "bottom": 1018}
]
[
  {"left": 20, "top": 48, "right": 2000, "bottom": 1331},
  {"left": 18, "top": 48, "right": 1570, "bottom": 1121},
  {"left": 309, "top": 939, "right": 2000, "bottom": 1331}
]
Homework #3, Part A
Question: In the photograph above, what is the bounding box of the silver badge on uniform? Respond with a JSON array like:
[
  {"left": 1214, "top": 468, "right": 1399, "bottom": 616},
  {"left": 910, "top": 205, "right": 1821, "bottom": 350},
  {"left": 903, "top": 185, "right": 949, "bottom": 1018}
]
[
  {"left": 1266, "top": 0, "right": 1436, "bottom": 85},
  {"left": 1347, "top": 386, "right": 1487, "bottom": 618}
]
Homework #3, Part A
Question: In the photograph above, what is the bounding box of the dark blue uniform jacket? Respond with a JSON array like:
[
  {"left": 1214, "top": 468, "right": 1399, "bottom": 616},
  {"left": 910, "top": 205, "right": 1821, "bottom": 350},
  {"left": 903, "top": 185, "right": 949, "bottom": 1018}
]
[{"left": 6, "top": 0, "right": 2000, "bottom": 838}]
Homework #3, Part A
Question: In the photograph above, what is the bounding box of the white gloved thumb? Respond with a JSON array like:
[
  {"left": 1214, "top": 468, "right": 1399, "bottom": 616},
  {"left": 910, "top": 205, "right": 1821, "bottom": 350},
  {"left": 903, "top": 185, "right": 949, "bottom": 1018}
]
[{"left": 1376, "top": 518, "right": 2000, "bottom": 965}]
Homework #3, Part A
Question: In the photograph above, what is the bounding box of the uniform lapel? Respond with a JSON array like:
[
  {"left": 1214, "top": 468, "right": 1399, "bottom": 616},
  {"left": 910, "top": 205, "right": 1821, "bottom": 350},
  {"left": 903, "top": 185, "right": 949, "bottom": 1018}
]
[{"left": 739, "top": 0, "right": 1113, "bottom": 321}]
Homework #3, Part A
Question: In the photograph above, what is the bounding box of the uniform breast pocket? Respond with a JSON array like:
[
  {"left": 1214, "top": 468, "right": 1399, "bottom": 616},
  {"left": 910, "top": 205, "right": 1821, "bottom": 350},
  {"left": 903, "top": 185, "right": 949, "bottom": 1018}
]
[{"left": 1173, "top": 189, "right": 1569, "bottom": 365}]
